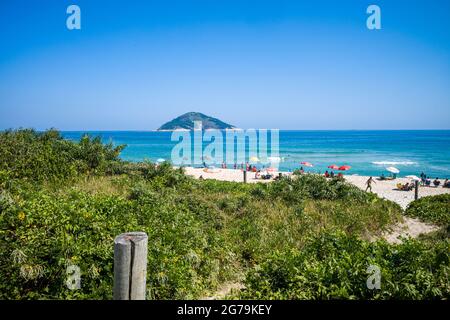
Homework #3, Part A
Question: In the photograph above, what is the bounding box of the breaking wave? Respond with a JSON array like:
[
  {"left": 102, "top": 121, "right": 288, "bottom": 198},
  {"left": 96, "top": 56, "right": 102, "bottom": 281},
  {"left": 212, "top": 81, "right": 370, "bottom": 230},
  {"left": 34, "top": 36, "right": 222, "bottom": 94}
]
[{"left": 372, "top": 161, "right": 417, "bottom": 166}]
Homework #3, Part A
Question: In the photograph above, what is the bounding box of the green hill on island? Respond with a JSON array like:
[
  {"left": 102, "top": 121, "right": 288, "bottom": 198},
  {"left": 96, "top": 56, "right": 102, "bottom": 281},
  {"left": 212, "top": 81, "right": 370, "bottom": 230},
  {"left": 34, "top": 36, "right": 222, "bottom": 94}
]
[{"left": 158, "top": 112, "right": 235, "bottom": 130}]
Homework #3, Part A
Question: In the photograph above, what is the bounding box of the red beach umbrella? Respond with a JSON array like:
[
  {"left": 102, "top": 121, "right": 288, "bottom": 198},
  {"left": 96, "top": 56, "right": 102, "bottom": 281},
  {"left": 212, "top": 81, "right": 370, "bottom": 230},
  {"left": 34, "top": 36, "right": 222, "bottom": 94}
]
[
  {"left": 338, "top": 165, "right": 351, "bottom": 171},
  {"left": 328, "top": 164, "right": 339, "bottom": 170},
  {"left": 300, "top": 162, "right": 313, "bottom": 167}
]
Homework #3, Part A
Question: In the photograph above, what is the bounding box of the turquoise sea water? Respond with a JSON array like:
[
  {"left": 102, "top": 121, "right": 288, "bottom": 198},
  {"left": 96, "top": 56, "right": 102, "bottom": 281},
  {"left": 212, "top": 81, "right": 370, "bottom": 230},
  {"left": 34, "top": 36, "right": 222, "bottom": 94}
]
[{"left": 62, "top": 130, "right": 450, "bottom": 178}]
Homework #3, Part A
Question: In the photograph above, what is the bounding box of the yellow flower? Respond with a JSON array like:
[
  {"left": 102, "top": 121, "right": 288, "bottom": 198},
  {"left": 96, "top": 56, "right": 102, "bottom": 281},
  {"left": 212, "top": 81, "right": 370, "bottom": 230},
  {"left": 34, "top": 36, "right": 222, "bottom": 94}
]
[{"left": 18, "top": 211, "right": 25, "bottom": 220}]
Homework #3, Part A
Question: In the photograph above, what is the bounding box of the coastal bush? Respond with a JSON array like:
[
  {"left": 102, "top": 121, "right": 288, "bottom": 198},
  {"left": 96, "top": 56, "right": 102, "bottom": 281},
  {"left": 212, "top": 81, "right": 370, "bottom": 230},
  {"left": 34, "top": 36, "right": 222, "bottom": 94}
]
[
  {"left": 75, "top": 135, "right": 125, "bottom": 174},
  {"left": 0, "top": 129, "right": 445, "bottom": 300},
  {"left": 406, "top": 194, "right": 450, "bottom": 226},
  {"left": 263, "top": 174, "right": 384, "bottom": 204},
  {"left": 0, "top": 170, "right": 11, "bottom": 189},
  {"left": 0, "top": 170, "right": 403, "bottom": 299},
  {"left": 139, "top": 161, "right": 189, "bottom": 188},
  {"left": 193, "top": 178, "right": 402, "bottom": 267},
  {"left": 239, "top": 232, "right": 450, "bottom": 299},
  {"left": 0, "top": 184, "right": 233, "bottom": 299},
  {"left": 0, "top": 129, "right": 125, "bottom": 182}
]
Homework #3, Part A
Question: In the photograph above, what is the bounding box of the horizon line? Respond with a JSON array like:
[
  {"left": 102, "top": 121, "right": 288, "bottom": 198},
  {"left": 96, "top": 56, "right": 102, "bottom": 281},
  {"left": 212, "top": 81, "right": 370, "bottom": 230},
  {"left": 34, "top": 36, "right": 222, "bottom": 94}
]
[{"left": 2, "top": 128, "right": 449, "bottom": 132}]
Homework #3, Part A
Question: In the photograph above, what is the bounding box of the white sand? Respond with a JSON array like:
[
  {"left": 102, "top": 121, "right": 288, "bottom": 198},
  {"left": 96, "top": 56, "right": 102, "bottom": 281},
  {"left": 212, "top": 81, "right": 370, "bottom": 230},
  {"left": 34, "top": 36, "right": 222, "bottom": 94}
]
[
  {"left": 379, "top": 217, "right": 439, "bottom": 244},
  {"left": 183, "top": 167, "right": 449, "bottom": 243},
  {"left": 183, "top": 167, "right": 283, "bottom": 184},
  {"left": 343, "top": 175, "right": 450, "bottom": 210},
  {"left": 343, "top": 175, "right": 447, "bottom": 243}
]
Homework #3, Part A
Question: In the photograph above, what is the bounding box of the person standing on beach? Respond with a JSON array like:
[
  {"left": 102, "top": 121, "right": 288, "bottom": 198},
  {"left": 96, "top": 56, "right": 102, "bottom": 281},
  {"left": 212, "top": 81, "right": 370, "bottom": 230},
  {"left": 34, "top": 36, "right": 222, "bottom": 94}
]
[{"left": 366, "top": 176, "right": 375, "bottom": 192}]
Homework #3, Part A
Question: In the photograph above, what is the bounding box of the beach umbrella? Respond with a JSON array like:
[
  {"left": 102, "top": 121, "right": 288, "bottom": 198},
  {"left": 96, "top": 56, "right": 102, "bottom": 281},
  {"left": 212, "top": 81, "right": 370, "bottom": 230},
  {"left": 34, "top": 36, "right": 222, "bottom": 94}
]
[
  {"left": 328, "top": 164, "right": 339, "bottom": 170},
  {"left": 386, "top": 167, "right": 400, "bottom": 174},
  {"left": 406, "top": 175, "right": 420, "bottom": 181},
  {"left": 156, "top": 158, "right": 165, "bottom": 163},
  {"left": 250, "top": 156, "right": 259, "bottom": 163},
  {"left": 300, "top": 162, "right": 313, "bottom": 167},
  {"left": 338, "top": 165, "right": 351, "bottom": 171}
]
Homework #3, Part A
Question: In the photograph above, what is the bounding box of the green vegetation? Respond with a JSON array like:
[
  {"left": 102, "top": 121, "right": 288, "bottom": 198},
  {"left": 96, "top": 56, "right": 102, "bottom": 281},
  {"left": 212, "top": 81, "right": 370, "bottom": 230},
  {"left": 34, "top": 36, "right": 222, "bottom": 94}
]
[
  {"left": 239, "top": 233, "right": 450, "bottom": 299},
  {"left": 406, "top": 194, "right": 450, "bottom": 226},
  {"left": 0, "top": 129, "right": 125, "bottom": 182},
  {"left": 0, "top": 129, "right": 449, "bottom": 299},
  {"left": 158, "top": 112, "right": 235, "bottom": 130}
]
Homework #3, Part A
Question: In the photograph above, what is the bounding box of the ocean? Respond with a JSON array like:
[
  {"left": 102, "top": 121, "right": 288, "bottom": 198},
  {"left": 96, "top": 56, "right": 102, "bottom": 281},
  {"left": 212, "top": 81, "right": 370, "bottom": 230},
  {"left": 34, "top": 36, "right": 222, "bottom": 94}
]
[{"left": 62, "top": 130, "right": 450, "bottom": 178}]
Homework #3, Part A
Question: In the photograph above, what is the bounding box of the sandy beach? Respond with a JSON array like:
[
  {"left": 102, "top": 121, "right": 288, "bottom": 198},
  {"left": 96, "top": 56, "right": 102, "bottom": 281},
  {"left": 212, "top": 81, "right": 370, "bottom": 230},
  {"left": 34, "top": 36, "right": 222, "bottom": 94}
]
[
  {"left": 343, "top": 175, "right": 450, "bottom": 209},
  {"left": 343, "top": 175, "right": 448, "bottom": 242},
  {"left": 184, "top": 167, "right": 283, "bottom": 184}
]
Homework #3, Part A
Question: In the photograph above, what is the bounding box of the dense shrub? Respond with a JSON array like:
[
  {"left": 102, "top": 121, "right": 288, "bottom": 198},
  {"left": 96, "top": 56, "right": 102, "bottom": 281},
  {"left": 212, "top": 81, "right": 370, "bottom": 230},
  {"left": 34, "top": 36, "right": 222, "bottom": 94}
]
[
  {"left": 259, "top": 174, "right": 387, "bottom": 205},
  {"left": 406, "top": 194, "right": 450, "bottom": 226},
  {"left": 0, "top": 185, "right": 233, "bottom": 299},
  {"left": 0, "top": 129, "right": 446, "bottom": 300},
  {"left": 0, "top": 169, "right": 403, "bottom": 299},
  {"left": 0, "top": 129, "right": 125, "bottom": 182},
  {"left": 139, "top": 161, "right": 189, "bottom": 188},
  {"left": 240, "top": 232, "right": 450, "bottom": 299}
]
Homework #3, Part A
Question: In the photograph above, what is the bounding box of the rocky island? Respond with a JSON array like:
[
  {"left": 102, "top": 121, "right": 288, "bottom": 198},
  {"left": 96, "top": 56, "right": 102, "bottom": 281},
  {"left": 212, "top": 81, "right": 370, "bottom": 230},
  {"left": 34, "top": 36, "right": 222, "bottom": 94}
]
[{"left": 158, "top": 112, "right": 235, "bottom": 131}]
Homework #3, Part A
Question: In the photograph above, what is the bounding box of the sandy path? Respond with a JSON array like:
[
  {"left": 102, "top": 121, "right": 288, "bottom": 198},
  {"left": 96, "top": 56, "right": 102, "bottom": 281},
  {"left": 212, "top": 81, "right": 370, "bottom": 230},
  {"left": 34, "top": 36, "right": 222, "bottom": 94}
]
[
  {"left": 344, "top": 176, "right": 446, "bottom": 243},
  {"left": 380, "top": 217, "right": 439, "bottom": 244},
  {"left": 202, "top": 282, "right": 245, "bottom": 300}
]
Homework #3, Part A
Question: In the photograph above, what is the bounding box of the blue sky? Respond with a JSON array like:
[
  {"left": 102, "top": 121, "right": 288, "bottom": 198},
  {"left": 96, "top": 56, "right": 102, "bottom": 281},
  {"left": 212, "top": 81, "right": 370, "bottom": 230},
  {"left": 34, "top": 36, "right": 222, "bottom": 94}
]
[{"left": 0, "top": 0, "right": 449, "bottom": 130}]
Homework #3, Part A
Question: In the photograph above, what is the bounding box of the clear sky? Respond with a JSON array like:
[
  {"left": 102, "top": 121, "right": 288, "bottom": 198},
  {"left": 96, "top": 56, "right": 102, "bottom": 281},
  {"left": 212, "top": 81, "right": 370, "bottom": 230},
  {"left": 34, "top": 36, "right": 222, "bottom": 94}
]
[{"left": 0, "top": 0, "right": 449, "bottom": 130}]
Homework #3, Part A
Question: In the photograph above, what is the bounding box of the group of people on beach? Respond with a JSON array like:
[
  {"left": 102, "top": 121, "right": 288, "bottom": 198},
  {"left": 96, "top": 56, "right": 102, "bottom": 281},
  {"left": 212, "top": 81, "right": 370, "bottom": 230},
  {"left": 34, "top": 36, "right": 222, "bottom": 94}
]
[
  {"left": 222, "top": 161, "right": 281, "bottom": 180},
  {"left": 323, "top": 170, "right": 343, "bottom": 179},
  {"left": 201, "top": 161, "right": 450, "bottom": 190},
  {"left": 396, "top": 181, "right": 415, "bottom": 191},
  {"left": 365, "top": 172, "right": 450, "bottom": 193},
  {"left": 219, "top": 162, "right": 259, "bottom": 172},
  {"left": 419, "top": 172, "right": 448, "bottom": 188},
  {"left": 219, "top": 161, "right": 276, "bottom": 174}
]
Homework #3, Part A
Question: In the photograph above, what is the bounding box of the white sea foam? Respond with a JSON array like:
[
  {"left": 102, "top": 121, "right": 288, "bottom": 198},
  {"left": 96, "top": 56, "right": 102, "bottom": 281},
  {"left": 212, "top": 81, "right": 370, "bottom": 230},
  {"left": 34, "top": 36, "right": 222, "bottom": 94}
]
[{"left": 372, "top": 161, "right": 417, "bottom": 166}]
